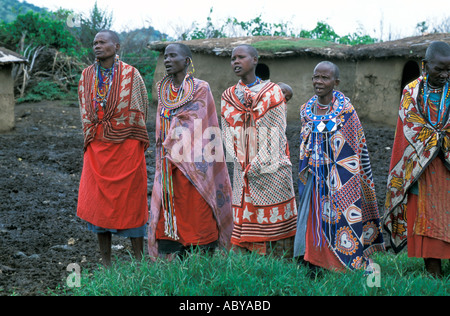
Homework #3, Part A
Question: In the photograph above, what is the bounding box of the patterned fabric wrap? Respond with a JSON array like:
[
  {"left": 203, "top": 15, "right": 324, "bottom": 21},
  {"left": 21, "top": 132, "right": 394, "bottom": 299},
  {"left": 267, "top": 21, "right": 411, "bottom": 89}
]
[
  {"left": 297, "top": 91, "right": 385, "bottom": 270},
  {"left": 384, "top": 77, "right": 450, "bottom": 253},
  {"left": 148, "top": 78, "right": 233, "bottom": 259},
  {"left": 221, "top": 81, "right": 297, "bottom": 242},
  {"left": 156, "top": 74, "right": 196, "bottom": 240},
  {"left": 78, "top": 60, "right": 150, "bottom": 151}
]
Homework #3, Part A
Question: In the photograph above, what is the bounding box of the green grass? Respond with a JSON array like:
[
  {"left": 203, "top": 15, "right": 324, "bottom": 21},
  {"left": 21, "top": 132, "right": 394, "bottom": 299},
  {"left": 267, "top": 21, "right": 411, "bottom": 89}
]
[
  {"left": 61, "top": 250, "right": 449, "bottom": 296},
  {"left": 252, "top": 39, "right": 341, "bottom": 53}
]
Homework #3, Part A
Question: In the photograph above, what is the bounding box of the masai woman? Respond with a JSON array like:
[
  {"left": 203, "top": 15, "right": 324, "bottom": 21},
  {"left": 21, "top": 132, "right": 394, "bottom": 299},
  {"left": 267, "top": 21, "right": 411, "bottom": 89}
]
[
  {"left": 148, "top": 43, "right": 233, "bottom": 259},
  {"left": 385, "top": 41, "right": 450, "bottom": 278},
  {"left": 77, "top": 30, "right": 150, "bottom": 267},
  {"left": 221, "top": 44, "right": 297, "bottom": 257},
  {"left": 294, "top": 61, "right": 385, "bottom": 272}
]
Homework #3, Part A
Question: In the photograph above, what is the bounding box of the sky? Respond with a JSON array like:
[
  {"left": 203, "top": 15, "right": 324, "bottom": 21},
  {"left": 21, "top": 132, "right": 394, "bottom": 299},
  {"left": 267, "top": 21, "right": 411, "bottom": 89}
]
[{"left": 21, "top": 0, "right": 450, "bottom": 40}]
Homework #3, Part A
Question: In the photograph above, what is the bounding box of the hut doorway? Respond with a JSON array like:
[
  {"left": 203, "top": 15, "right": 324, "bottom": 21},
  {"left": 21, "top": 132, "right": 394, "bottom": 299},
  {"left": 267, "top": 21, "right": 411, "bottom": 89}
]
[
  {"left": 256, "top": 63, "right": 270, "bottom": 80},
  {"left": 400, "top": 60, "right": 420, "bottom": 96}
]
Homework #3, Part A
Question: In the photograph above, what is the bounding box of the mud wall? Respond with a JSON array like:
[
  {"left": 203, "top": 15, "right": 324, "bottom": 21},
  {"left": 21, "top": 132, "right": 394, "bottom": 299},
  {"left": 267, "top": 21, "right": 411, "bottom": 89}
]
[
  {"left": 0, "top": 64, "right": 15, "bottom": 132},
  {"left": 352, "top": 58, "right": 406, "bottom": 126},
  {"left": 256, "top": 56, "right": 356, "bottom": 123},
  {"left": 152, "top": 53, "right": 238, "bottom": 115},
  {"left": 152, "top": 53, "right": 406, "bottom": 127}
]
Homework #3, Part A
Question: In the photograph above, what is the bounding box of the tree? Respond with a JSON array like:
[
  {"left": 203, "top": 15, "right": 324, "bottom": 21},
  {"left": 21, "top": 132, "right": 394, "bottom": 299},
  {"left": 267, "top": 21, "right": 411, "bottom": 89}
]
[
  {"left": 416, "top": 21, "right": 429, "bottom": 34},
  {"left": 68, "top": 1, "right": 113, "bottom": 62},
  {"left": 185, "top": 8, "right": 226, "bottom": 40},
  {"left": 181, "top": 12, "right": 378, "bottom": 45},
  {"left": 0, "top": 10, "right": 79, "bottom": 54}
]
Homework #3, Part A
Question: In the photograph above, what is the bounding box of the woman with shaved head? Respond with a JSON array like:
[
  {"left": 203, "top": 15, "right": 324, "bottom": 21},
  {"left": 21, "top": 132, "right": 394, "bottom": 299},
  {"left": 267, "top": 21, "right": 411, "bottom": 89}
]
[
  {"left": 385, "top": 41, "right": 450, "bottom": 278},
  {"left": 77, "top": 30, "right": 150, "bottom": 267},
  {"left": 294, "top": 61, "right": 385, "bottom": 273},
  {"left": 221, "top": 44, "right": 297, "bottom": 257}
]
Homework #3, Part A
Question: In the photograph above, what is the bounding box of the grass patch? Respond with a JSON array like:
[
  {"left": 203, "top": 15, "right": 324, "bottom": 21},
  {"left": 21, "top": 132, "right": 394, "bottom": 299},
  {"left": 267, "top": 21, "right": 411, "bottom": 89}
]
[
  {"left": 62, "top": 250, "right": 449, "bottom": 296},
  {"left": 252, "top": 39, "right": 341, "bottom": 53}
]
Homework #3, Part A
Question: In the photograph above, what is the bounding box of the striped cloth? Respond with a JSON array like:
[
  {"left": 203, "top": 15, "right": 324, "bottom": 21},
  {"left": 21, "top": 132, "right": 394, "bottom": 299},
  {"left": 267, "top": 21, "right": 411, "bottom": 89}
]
[{"left": 78, "top": 59, "right": 150, "bottom": 151}]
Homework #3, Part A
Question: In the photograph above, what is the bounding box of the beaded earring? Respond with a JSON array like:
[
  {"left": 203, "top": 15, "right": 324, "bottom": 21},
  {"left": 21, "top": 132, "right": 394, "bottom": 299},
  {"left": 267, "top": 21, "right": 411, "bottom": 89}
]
[
  {"left": 188, "top": 57, "right": 195, "bottom": 76},
  {"left": 422, "top": 60, "right": 428, "bottom": 83}
]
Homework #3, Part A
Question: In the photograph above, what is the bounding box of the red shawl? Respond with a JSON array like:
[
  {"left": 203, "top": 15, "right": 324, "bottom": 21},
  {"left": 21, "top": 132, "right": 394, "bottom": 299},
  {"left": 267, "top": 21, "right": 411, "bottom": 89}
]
[{"left": 221, "top": 81, "right": 297, "bottom": 246}]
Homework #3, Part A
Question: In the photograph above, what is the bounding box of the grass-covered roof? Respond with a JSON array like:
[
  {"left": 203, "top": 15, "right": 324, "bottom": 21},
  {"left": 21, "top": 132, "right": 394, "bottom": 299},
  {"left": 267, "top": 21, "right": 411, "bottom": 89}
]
[{"left": 149, "top": 33, "right": 450, "bottom": 60}]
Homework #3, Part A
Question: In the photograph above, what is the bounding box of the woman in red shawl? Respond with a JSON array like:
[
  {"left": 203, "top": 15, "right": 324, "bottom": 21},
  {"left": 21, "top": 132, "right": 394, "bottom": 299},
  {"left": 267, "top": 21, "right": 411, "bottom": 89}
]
[
  {"left": 384, "top": 41, "right": 450, "bottom": 278},
  {"left": 148, "top": 43, "right": 233, "bottom": 260},
  {"left": 221, "top": 45, "right": 297, "bottom": 257},
  {"left": 77, "top": 30, "right": 150, "bottom": 267}
]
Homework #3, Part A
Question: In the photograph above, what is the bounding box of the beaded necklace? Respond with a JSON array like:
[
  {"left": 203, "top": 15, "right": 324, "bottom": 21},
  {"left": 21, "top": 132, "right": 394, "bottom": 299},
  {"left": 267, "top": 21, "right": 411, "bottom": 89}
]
[
  {"left": 157, "top": 73, "right": 196, "bottom": 240},
  {"left": 305, "top": 90, "right": 346, "bottom": 133},
  {"left": 246, "top": 76, "right": 261, "bottom": 88},
  {"left": 422, "top": 77, "right": 450, "bottom": 127},
  {"left": 316, "top": 101, "right": 332, "bottom": 112},
  {"left": 158, "top": 74, "right": 196, "bottom": 114},
  {"left": 92, "top": 55, "right": 118, "bottom": 109}
]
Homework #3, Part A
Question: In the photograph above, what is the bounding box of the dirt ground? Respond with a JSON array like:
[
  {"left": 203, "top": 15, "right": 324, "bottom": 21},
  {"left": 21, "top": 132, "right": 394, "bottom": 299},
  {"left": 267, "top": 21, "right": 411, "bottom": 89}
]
[{"left": 0, "top": 99, "right": 395, "bottom": 296}]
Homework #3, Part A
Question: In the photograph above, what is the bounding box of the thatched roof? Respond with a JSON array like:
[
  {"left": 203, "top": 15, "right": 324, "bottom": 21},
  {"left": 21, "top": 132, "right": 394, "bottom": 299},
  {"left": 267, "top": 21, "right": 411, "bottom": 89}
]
[
  {"left": 351, "top": 33, "right": 450, "bottom": 59},
  {"left": 0, "top": 47, "right": 27, "bottom": 65},
  {"left": 149, "top": 36, "right": 349, "bottom": 59},
  {"left": 149, "top": 33, "right": 450, "bottom": 60}
]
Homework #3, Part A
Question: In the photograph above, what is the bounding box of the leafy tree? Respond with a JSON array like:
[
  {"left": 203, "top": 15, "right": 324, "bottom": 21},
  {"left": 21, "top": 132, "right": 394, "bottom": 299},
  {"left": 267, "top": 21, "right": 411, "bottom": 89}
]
[
  {"left": 416, "top": 21, "right": 429, "bottom": 34},
  {"left": 182, "top": 12, "right": 378, "bottom": 45},
  {"left": 338, "top": 32, "right": 377, "bottom": 45},
  {"left": 67, "top": 1, "right": 113, "bottom": 62},
  {"left": 0, "top": 10, "right": 79, "bottom": 55},
  {"left": 185, "top": 8, "right": 226, "bottom": 40},
  {"left": 305, "top": 21, "right": 340, "bottom": 42}
]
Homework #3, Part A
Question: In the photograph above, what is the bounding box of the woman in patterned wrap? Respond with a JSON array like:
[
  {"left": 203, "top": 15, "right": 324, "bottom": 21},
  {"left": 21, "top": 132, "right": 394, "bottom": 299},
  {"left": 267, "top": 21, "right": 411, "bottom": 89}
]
[
  {"left": 148, "top": 43, "right": 233, "bottom": 260},
  {"left": 221, "top": 44, "right": 297, "bottom": 257},
  {"left": 77, "top": 30, "right": 150, "bottom": 267},
  {"left": 294, "top": 61, "right": 385, "bottom": 272},
  {"left": 384, "top": 41, "right": 450, "bottom": 278}
]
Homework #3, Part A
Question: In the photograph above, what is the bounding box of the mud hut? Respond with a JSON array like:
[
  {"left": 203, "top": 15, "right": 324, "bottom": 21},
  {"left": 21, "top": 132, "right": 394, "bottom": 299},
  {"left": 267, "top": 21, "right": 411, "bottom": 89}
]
[
  {"left": 0, "top": 47, "right": 27, "bottom": 132},
  {"left": 149, "top": 33, "right": 450, "bottom": 126}
]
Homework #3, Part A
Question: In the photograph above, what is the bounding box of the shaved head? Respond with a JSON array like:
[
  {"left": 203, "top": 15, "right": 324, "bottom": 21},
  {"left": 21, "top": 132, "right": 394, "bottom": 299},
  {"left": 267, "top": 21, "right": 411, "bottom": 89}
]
[
  {"left": 424, "top": 41, "right": 450, "bottom": 62},
  {"left": 97, "top": 30, "right": 120, "bottom": 45},
  {"left": 233, "top": 44, "right": 258, "bottom": 59},
  {"left": 314, "top": 61, "right": 340, "bottom": 80},
  {"left": 166, "top": 43, "right": 193, "bottom": 59}
]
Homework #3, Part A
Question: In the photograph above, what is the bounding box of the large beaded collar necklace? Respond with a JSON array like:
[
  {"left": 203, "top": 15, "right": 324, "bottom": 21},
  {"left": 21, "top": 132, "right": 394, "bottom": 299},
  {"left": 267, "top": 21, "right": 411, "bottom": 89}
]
[
  {"left": 305, "top": 90, "right": 346, "bottom": 133},
  {"left": 157, "top": 74, "right": 196, "bottom": 118}
]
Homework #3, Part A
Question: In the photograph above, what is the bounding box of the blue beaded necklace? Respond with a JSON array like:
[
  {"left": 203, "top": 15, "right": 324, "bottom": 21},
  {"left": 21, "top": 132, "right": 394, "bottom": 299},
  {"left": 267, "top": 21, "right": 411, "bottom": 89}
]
[
  {"left": 303, "top": 91, "right": 347, "bottom": 134},
  {"left": 246, "top": 76, "right": 261, "bottom": 88},
  {"left": 423, "top": 77, "right": 449, "bottom": 127}
]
